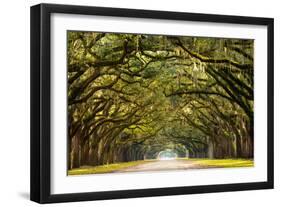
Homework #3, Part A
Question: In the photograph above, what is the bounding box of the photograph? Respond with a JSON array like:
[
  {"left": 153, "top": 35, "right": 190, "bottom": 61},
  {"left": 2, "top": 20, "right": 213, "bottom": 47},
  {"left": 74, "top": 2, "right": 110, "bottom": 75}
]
[
  {"left": 67, "top": 31, "right": 254, "bottom": 175},
  {"left": 30, "top": 3, "right": 274, "bottom": 203}
]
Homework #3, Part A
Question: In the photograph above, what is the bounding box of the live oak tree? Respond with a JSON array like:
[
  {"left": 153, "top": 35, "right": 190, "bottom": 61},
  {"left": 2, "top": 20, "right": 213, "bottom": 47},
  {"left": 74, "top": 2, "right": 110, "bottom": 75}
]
[{"left": 67, "top": 31, "right": 254, "bottom": 170}]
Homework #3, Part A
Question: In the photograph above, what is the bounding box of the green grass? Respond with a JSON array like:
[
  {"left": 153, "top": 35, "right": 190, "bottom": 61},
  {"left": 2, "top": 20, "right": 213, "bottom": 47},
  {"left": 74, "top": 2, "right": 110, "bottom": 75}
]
[
  {"left": 68, "top": 160, "right": 153, "bottom": 175},
  {"left": 182, "top": 158, "right": 254, "bottom": 168}
]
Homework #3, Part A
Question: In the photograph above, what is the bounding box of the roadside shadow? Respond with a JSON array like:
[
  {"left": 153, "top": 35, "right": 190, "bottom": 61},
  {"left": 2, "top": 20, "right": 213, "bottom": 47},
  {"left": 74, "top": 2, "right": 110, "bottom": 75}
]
[{"left": 18, "top": 192, "right": 30, "bottom": 200}]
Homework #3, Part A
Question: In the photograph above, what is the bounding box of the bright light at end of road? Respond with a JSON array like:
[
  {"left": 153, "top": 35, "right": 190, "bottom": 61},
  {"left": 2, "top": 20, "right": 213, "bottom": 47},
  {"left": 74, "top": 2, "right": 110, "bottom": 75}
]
[{"left": 158, "top": 150, "right": 177, "bottom": 160}]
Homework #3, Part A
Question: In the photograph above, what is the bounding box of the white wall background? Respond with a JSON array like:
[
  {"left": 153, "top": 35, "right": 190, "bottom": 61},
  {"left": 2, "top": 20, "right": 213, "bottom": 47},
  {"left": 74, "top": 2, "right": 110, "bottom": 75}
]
[{"left": 0, "top": 0, "right": 279, "bottom": 206}]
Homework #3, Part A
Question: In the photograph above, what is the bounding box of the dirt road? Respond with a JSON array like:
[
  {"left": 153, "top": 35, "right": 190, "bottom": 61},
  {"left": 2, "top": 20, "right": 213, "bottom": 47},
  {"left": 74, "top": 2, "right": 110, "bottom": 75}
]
[{"left": 115, "top": 159, "right": 210, "bottom": 173}]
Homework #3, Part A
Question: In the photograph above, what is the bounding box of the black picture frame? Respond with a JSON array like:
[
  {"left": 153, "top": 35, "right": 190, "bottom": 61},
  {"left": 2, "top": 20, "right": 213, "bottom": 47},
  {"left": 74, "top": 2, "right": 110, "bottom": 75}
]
[{"left": 30, "top": 3, "right": 274, "bottom": 204}]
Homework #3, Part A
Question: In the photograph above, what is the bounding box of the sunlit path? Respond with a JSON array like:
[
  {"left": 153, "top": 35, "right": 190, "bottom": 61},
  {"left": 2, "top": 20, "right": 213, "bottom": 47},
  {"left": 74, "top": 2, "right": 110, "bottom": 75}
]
[
  {"left": 115, "top": 159, "right": 208, "bottom": 173},
  {"left": 68, "top": 159, "right": 253, "bottom": 175}
]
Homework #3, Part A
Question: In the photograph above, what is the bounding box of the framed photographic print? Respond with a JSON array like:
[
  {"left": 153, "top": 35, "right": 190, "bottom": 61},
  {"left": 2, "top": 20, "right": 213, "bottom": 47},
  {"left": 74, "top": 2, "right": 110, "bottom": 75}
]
[{"left": 30, "top": 3, "right": 274, "bottom": 203}]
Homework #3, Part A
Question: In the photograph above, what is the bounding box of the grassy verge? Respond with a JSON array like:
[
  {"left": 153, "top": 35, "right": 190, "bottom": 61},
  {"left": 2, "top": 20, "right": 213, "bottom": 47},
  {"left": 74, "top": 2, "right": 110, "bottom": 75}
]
[
  {"left": 68, "top": 160, "right": 153, "bottom": 175},
  {"left": 181, "top": 158, "right": 254, "bottom": 168}
]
